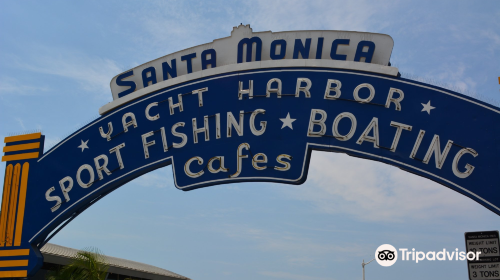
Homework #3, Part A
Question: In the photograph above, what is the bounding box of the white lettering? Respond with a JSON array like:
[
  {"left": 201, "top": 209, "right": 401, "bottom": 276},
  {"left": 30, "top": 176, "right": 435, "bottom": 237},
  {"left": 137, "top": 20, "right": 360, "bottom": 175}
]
[
  {"left": 266, "top": 78, "right": 282, "bottom": 98},
  {"left": 76, "top": 164, "right": 95, "bottom": 189},
  {"left": 192, "top": 87, "right": 208, "bottom": 107},
  {"left": 250, "top": 109, "right": 266, "bottom": 136},
  {"left": 324, "top": 79, "right": 341, "bottom": 100},
  {"left": 94, "top": 154, "right": 112, "bottom": 180},
  {"left": 385, "top": 88, "right": 404, "bottom": 111},
  {"left": 192, "top": 116, "right": 210, "bottom": 143},
  {"left": 141, "top": 131, "right": 155, "bottom": 159},
  {"left": 426, "top": 251, "right": 436, "bottom": 261},
  {"left": 227, "top": 111, "right": 244, "bottom": 137},
  {"left": 252, "top": 153, "right": 268, "bottom": 170},
  {"left": 172, "top": 122, "right": 187, "bottom": 148},
  {"left": 356, "top": 117, "right": 379, "bottom": 148},
  {"left": 109, "top": 143, "right": 125, "bottom": 169},
  {"left": 416, "top": 251, "right": 425, "bottom": 263},
  {"left": 215, "top": 113, "right": 221, "bottom": 139},
  {"left": 207, "top": 156, "right": 228, "bottom": 173},
  {"left": 452, "top": 148, "right": 478, "bottom": 178},
  {"left": 436, "top": 249, "right": 446, "bottom": 261},
  {"left": 353, "top": 83, "right": 375, "bottom": 103},
  {"left": 332, "top": 112, "right": 356, "bottom": 141},
  {"left": 184, "top": 156, "right": 204, "bottom": 178},
  {"left": 59, "top": 176, "right": 73, "bottom": 202},
  {"left": 423, "top": 135, "right": 453, "bottom": 169},
  {"left": 307, "top": 109, "right": 327, "bottom": 137},
  {"left": 389, "top": 121, "right": 412, "bottom": 152},
  {"left": 160, "top": 127, "right": 168, "bottom": 152},
  {"left": 230, "top": 143, "right": 250, "bottom": 178},
  {"left": 168, "top": 94, "right": 184, "bottom": 115},
  {"left": 295, "top": 78, "right": 312, "bottom": 98},
  {"left": 275, "top": 154, "right": 292, "bottom": 171},
  {"left": 122, "top": 112, "right": 138, "bottom": 133},
  {"left": 399, "top": 248, "right": 408, "bottom": 261},
  {"left": 45, "top": 187, "right": 62, "bottom": 212},
  {"left": 238, "top": 80, "right": 253, "bottom": 100},
  {"left": 410, "top": 130, "right": 426, "bottom": 159},
  {"left": 99, "top": 122, "right": 113, "bottom": 141},
  {"left": 459, "top": 251, "right": 466, "bottom": 261},
  {"left": 145, "top": 102, "right": 159, "bottom": 121}
]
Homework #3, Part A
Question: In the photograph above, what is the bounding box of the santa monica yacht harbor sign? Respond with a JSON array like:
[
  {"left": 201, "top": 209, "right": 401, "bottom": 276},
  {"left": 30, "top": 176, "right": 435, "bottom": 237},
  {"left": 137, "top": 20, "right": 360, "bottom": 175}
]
[{"left": 1, "top": 25, "right": 499, "bottom": 277}]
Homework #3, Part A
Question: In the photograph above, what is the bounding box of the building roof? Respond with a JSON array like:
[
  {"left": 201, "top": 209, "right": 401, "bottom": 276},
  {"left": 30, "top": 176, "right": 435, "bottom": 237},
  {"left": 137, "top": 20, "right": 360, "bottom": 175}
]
[{"left": 41, "top": 243, "right": 190, "bottom": 280}]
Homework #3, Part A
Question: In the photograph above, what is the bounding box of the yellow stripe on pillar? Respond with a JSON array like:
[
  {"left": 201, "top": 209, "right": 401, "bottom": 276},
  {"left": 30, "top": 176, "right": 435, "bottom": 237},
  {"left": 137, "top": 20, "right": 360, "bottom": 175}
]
[
  {"left": 0, "top": 270, "right": 27, "bottom": 277},
  {"left": 0, "top": 165, "right": 13, "bottom": 247},
  {"left": 6, "top": 164, "right": 20, "bottom": 247},
  {"left": 1, "top": 152, "right": 39, "bottom": 162},
  {"left": 0, "top": 249, "right": 29, "bottom": 256},
  {"left": 0, "top": 260, "right": 28, "bottom": 267},
  {"left": 14, "top": 163, "right": 29, "bottom": 247},
  {"left": 3, "top": 143, "right": 40, "bottom": 153},
  {"left": 4, "top": 133, "right": 41, "bottom": 143}
]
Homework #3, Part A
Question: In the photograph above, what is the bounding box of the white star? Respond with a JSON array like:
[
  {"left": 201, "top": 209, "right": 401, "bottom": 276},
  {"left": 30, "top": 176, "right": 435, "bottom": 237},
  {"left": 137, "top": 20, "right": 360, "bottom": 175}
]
[
  {"left": 280, "top": 113, "right": 296, "bottom": 130},
  {"left": 78, "top": 139, "right": 89, "bottom": 152},
  {"left": 421, "top": 100, "right": 435, "bottom": 115}
]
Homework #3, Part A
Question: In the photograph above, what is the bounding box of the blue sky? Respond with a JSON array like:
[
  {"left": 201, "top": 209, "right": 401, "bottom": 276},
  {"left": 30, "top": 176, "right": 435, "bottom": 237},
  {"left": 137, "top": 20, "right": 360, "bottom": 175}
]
[{"left": 1, "top": 1, "right": 500, "bottom": 279}]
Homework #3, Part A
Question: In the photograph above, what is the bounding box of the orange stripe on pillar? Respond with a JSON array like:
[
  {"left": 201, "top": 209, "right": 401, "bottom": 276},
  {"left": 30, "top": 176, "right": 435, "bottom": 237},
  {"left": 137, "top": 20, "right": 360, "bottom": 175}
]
[
  {"left": 0, "top": 260, "right": 28, "bottom": 267},
  {"left": 3, "top": 143, "right": 40, "bottom": 153},
  {"left": 0, "top": 249, "right": 29, "bottom": 256},
  {"left": 6, "top": 164, "right": 20, "bottom": 247},
  {"left": 4, "top": 133, "right": 41, "bottom": 143},
  {"left": 0, "top": 270, "right": 27, "bottom": 277},
  {"left": 0, "top": 165, "right": 13, "bottom": 247},
  {"left": 1, "top": 152, "right": 39, "bottom": 162},
  {"left": 14, "top": 163, "right": 29, "bottom": 247}
]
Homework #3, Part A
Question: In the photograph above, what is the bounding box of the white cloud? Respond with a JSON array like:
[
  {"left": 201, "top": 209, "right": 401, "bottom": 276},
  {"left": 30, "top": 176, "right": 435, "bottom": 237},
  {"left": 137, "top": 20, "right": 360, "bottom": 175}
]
[
  {"left": 9, "top": 46, "right": 121, "bottom": 98},
  {"left": 121, "top": 1, "right": 238, "bottom": 59},
  {"left": 434, "top": 62, "right": 476, "bottom": 93},
  {"left": 281, "top": 151, "right": 481, "bottom": 223},
  {"left": 246, "top": 0, "right": 390, "bottom": 33},
  {"left": 0, "top": 77, "right": 50, "bottom": 96},
  {"left": 213, "top": 223, "right": 368, "bottom": 263},
  {"left": 123, "top": 0, "right": 393, "bottom": 61},
  {"left": 480, "top": 29, "right": 500, "bottom": 53},
  {"left": 15, "top": 118, "right": 26, "bottom": 131}
]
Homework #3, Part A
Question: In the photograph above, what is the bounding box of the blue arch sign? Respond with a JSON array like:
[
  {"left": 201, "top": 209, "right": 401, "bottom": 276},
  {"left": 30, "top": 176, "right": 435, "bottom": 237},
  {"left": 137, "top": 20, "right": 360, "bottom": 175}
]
[{"left": 1, "top": 26, "right": 499, "bottom": 277}]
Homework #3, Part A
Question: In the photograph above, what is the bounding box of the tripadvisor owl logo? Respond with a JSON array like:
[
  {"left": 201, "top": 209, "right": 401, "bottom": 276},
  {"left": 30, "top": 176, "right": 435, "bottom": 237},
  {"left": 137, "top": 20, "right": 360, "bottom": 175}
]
[{"left": 375, "top": 244, "right": 398, "bottom": 266}]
